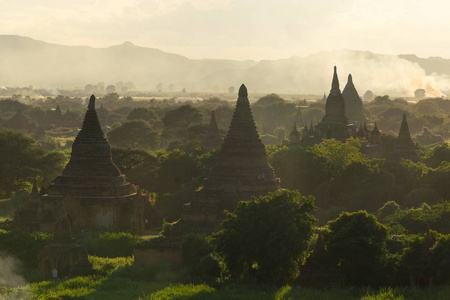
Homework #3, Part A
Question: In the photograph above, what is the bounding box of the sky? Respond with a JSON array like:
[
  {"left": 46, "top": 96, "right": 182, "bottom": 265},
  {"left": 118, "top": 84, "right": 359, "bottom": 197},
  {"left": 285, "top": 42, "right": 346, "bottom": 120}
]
[{"left": 0, "top": 0, "right": 449, "bottom": 60}]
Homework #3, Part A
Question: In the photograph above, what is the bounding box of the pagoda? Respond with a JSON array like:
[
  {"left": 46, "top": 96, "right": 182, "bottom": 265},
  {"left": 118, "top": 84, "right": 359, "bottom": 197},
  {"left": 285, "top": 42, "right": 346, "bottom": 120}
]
[
  {"left": 342, "top": 74, "right": 366, "bottom": 124},
  {"left": 35, "top": 95, "right": 144, "bottom": 233},
  {"left": 390, "top": 114, "right": 419, "bottom": 162},
  {"left": 202, "top": 110, "right": 224, "bottom": 151},
  {"left": 13, "top": 179, "right": 43, "bottom": 233},
  {"left": 181, "top": 85, "right": 280, "bottom": 232},
  {"left": 289, "top": 123, "right": 301, "bottom": 145},
  {"left": 365, "top": 122, "right": 383, "bottom": 159},
  {"left": 37, "top": 203, "right": 93, "bottom": 278},
  {"left": 316, "top": 67, "right": 350, "bottom": 140}
]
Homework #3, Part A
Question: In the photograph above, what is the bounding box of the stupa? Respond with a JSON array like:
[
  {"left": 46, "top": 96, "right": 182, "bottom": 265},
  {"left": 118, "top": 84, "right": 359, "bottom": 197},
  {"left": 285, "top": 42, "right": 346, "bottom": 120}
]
[
  {"left": 316, "top": 67, "right": 350, "bottom": 140},
  {"left": 181, "top": 85, "right": 280, "bottom": 232},
  {"left": 202, "top": 110, "right": 224, "bottom": 151},
  {"left": 390, "top": 114, "right": 419, "bottom": 162},
  {"left": 342, "top": 74, "right": 366, "bottom": 124},
  {"left": 35, "top": 95, "right": 144, "bottom": 233}
]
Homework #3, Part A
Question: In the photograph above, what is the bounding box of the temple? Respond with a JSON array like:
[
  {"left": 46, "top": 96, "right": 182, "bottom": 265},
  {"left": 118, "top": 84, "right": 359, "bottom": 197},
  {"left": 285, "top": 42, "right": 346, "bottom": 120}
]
[
  {"left": 390, "top": 114, "right": 419, "bottom": 162},
  {"left": 180, "top": 84, "right": 280, "bottom": 232},
  {"left": 316, "top": 67, "right": 349, "bottom": 140},
  {"left": 202, "top": 110, "right": 224, "bottom": 151},
  {"left": 15, "top": 95, "right": 144, "bottom": 234},
  {"left": 365, "top": 122, "right": 383, "bottom": 159},
  {"left": 37, "top": 203, "right": 93, "bottom": 278},
  {"left": 289, "top": 123, "right": 301, "bottom": 145},
  {"left": 342, "top": 74, "right": 366, "bottom": 124}
]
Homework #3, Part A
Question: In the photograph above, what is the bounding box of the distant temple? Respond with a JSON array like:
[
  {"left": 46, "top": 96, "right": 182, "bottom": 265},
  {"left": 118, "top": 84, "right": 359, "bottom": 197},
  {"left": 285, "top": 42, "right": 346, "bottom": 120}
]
[
  {"left": 15, "top": 95, "right": 144, "bottom": 234},
  {"left": 289, "top": 123, "right": 301, "bottom": 145},
  {"left": 390, "top": 114, "right": 419, "bottom": 162},
  {"left": 202, "top": 110, "right": 224, "bottom": 151},
  {"left": 294, "top": 107, "right": 304, "bottom": 125},
  {"left": 365, "top": 122, "right": 383, "bottom": 159},
  {"left": 342, "top": 74, "right": 366, "bottom": 124},
  {"left": 181, "top": 84, "right": 280, "bottom": 232},
  {"left": 316, "top": 66, "right": 350, "bottom": 140}
]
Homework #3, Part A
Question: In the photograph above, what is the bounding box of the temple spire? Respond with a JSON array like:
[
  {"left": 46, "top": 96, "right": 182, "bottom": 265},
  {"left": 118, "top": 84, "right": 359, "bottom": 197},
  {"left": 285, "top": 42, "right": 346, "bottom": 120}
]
[
  {"left": 331, "top": 66, "right": 340, "bottom": 95},
  {"left": 88, "top": 94, "right": 96, "bottom": 111},
  {"left": 391, "top": 114, "right": 419, "bottom": 162},
  {"left": 203, "top": 110, "right": 223, "bottom": 151},
  {"left": 31, "top": 178, "right": 39, "bottom": 198},
  {"left": 54, "top": 202, "right": 73, "bottom": 240}
]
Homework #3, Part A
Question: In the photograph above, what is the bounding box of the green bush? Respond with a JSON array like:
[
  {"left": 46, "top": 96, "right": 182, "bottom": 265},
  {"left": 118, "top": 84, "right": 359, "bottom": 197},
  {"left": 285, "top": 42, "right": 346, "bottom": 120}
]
[
  {"left": 76, "top": 232, "right": 140, "bottom": 257},
  {"left": 378, "top": 201, "right": 400, "bottom": 221},
  {"left": 180, "top": 234, "right": 211, "bottom": 268},
  {"left": 0, "top": 230, "right": 52, "bottom": 268}
]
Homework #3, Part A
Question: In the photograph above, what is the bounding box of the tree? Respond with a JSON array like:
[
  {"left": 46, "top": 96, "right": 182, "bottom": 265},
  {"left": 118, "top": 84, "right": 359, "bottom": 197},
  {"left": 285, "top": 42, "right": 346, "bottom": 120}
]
[
  {"left": 127, "top": 107, "right": 161, "bottom": 128},
  {"left": 363, "top": 90, "right": 375, "bottom": 102},
  {"left": 310, "top": 137, "right": 365, "bottom": 177},
  {"left": 105, "top": 85, "right": 116, "bottom": 93},
  {"left": 0, "top": 129, "right": 65, "bottom": 197},
  {"left": 228, "top": 86, "right": 235, "bottom": 94},
  {"left": 162, "top": 105, "right": 202, "bottom": 140},
  {"left": 107, "top": 120, "right": 160, "bottom": 149},
  {"left": 210, "top": 190, "right": 317, "bottom": 285},
  {"left": 323, "top": 211, "right": 388, "bottom": 286},
  {"left": 156, "top": 82, "right": 163, "bottom": 92}
]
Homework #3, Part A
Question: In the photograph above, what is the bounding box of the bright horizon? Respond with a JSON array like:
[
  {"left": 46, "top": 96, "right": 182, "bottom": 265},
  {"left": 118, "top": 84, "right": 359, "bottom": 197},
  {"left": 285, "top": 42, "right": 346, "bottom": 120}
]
[{"left": 1, "top": 0, "right": 450, "bottom": 61}]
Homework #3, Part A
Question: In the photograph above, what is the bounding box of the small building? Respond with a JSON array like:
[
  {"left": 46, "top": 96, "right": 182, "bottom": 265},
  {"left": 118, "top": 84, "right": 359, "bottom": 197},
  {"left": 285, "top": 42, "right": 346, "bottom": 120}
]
[
  {"left": 202, "top": 110, "right": 224, "bottom": 151},
  {"left": 37, "top": 203, "right": 92, "bottom": 278},
  {"left": 390, "top": 114, "right": 419, "bottom": 162}
]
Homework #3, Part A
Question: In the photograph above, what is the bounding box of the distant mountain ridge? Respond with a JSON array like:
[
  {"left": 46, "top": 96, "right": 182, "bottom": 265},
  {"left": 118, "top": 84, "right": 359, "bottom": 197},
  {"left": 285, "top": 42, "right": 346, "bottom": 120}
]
[{"left": 0, "top": 35, "right": 449, "bottom": 96}]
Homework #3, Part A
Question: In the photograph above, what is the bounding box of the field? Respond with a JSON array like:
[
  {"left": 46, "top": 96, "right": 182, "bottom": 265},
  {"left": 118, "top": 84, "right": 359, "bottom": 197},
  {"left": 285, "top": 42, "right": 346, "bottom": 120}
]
[{"left": 0, "top": 250, "right": 449, "bottom": 300}]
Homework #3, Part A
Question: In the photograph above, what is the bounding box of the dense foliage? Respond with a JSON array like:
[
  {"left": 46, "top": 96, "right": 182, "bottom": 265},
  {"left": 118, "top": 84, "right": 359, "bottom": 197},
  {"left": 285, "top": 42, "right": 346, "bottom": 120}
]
[{"left": 210, "top": 190, "right": 317, "bottom": 284}]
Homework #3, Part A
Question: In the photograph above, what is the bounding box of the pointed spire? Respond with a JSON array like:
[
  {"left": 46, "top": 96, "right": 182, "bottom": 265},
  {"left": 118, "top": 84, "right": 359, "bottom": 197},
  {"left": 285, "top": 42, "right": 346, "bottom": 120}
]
[
  {"left": 208, "top": 110, "right": 219, "bottom": 133},
  {"left": 88, "top": 94, "right": 96, "bottom": 111},
  {"left": 398, "top": 114, "right": 413, "bottom": 143},
  {"left": 54, "top": 201, "right": 73, "bottom": 240},
  {"left": 62, "top": 93, "right": 120, "bottom": 177},
  {"left": 331, "top": 66, "right": 340, "bottom": 95},
  {"left": 236, "top": 84, "right": 249, "bottom": 108},
  {"left": 203, "top": 84, "right": 279, "bottom": 192},
  {"left": 239, "top": 84, "right": 247, "bottom": 97},
  {"left": 30, "top": 178, "right": 40, "bottom": 202},
  {"left": 348, "top": 74, "right": 353, "bottom": 84},
  {"left": 203, "top": 110, "right": 224, "bottom": 151},
  {"left": 391, "top": 114, "right": 419, "bottom": 161}
]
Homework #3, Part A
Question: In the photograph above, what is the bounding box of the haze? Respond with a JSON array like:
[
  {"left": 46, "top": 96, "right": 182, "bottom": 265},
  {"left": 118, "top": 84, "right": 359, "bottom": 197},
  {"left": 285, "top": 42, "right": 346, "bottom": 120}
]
[
  {"left": 1, "top": 1, "right": 450, "bottom": 96},
  {"left": 1, "top": 0, "right": 449, "bottom": 61}
]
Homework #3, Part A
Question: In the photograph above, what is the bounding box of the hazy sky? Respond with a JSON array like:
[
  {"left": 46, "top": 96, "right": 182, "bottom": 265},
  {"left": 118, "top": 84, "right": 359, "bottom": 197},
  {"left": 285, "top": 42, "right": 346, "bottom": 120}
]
[{"left": 1, "top": 0, "right": 449, "bottom": 60}]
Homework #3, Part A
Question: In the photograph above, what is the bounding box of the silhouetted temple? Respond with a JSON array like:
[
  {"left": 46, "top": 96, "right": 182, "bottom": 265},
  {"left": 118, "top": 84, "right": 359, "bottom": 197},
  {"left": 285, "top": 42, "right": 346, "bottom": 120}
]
[
  {"left": 316, "top": 67, "right": 349, "bottom": 140},
  {"left": 365, "top": 122, "right": 383, "bottom": 159},
  {"left": 391, "top": 114, "right": 419, "bottom": 162},
  {"left": 181, "top": 84, "right": 280, "bottom": 232},
  {"left": 342, "top": 74, "right": 366, "bottom": 124},
  {"left": 15, "top": 95, "right": 144, "bottom": 234},
  {"left": 295, "top": 107, "right": 304, "bottom": 125},
  {"left": 202, "top": 110, "right": 224, "bottom": 151},
  {"left": 13, "top": 179, "right": 42, "bottom": 232},
  {"left": 37, "top": 203, "right": 92, "bottom": 277},
  {"left": 289, "top": 123, "right": 301, "bottom": 145}
]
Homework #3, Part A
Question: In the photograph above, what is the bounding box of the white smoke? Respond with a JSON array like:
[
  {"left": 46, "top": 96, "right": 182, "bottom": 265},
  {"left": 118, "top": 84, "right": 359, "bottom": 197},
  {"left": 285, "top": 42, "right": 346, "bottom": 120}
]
[{"left": 0, "top": 253, "right": 30, "bottom": 300}]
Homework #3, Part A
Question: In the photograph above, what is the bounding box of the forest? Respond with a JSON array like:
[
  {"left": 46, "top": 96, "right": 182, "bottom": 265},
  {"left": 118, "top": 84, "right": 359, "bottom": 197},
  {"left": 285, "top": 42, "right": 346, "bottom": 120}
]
[{"left": 1, "top": 90, "right": 450, "bottom": 299}]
